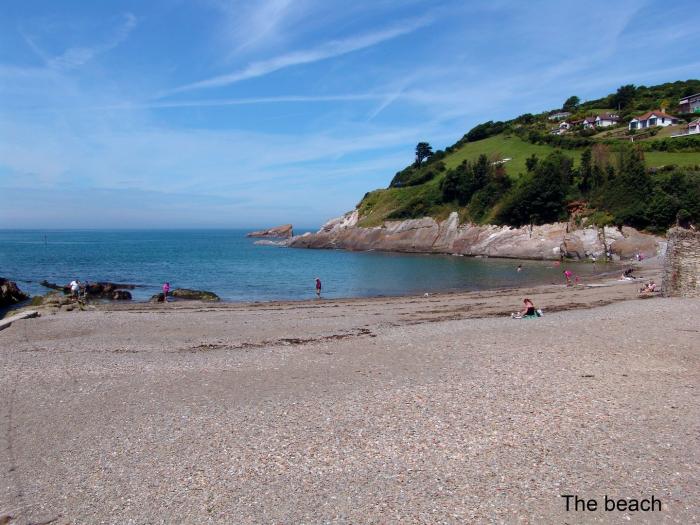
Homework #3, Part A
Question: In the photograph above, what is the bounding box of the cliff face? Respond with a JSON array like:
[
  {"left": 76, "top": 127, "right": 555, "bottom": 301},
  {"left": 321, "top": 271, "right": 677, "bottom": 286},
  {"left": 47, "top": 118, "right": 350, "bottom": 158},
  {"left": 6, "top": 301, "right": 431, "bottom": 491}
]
[{"left": 289, "top": 211, "right": 663, "bottom": 260}]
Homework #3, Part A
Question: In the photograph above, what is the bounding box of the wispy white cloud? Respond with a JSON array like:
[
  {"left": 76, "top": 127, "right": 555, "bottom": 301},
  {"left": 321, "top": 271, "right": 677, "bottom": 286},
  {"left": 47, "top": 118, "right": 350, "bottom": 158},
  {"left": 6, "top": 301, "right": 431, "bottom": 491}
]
[
  {"left": 216, "top": 0, "right": 299, "bottom": 55},
  {"left": 19, "top": 12, "right": 137, "bottom": 71},
  {"left": 161, "top": 16, "right": 431, "bottom": 96},
  {"left": 82, "top": 93, "right": 389, "bottom": 111}
]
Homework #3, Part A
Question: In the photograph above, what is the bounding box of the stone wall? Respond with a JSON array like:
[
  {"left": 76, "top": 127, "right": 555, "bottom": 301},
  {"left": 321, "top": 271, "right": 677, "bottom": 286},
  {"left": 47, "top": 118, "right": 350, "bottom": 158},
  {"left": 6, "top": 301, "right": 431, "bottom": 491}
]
[{"left": 662, "top": 228, "right": 700, "bottom": 297}]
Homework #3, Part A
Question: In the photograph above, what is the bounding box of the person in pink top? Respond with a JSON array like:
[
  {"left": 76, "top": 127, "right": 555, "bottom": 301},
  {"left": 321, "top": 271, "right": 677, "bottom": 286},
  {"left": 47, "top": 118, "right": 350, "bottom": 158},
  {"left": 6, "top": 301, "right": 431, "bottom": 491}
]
[
  {"left": 162, "top": 282, "right": 170, "bottom": 302},
  {"left": 563, "top": 269, "right": 573, "bottom": 286}
]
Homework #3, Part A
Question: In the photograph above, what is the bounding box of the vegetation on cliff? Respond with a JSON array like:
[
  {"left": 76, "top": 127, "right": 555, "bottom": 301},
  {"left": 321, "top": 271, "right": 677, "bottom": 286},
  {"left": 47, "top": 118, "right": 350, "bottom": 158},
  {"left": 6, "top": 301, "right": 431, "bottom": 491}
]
[{"left": 357, "top": 80, "right": 700, "bottom": 231}]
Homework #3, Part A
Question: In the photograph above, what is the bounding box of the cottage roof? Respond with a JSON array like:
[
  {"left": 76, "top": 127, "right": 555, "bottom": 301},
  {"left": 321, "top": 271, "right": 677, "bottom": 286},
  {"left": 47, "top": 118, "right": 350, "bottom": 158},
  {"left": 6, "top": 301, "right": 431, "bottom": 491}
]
[
  {"left": 596, "top": 112, "right": 619, "bottom": 121},
  {"left": 632, "top": 110, "right": 676, "bottom": 121},
  {"left": 688, "top": 118, "right": 700, "bottom": 127},
  {"left": 679, "top": 93, "right": 700, "bottom": 103}
]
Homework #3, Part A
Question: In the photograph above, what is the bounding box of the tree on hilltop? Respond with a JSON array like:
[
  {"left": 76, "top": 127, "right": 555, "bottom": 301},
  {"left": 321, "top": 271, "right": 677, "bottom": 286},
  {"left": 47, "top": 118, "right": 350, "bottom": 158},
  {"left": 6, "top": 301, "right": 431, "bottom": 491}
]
[
  {"left": 611, "top": 84, "right": 636, "bottom": 110},
  {"left": 415, "top": 142, "right": 433, "bottom": 166},
  {"left": 563, "top": 96, "right": 580, "bottom": 112}
]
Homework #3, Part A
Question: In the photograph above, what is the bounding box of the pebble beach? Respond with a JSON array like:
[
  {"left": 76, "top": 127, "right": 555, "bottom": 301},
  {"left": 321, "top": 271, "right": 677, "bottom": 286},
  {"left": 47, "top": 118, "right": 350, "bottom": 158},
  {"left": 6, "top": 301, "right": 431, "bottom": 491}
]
[{"left": 1, "top": 273, "right": 698, "bottom": 524}]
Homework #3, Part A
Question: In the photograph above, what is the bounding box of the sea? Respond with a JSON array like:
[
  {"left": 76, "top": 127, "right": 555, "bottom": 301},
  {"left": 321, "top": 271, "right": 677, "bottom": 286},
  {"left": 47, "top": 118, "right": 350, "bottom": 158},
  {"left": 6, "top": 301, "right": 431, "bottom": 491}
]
[{"left": 0, "top": 230, "right": 606, "bottom": 302}]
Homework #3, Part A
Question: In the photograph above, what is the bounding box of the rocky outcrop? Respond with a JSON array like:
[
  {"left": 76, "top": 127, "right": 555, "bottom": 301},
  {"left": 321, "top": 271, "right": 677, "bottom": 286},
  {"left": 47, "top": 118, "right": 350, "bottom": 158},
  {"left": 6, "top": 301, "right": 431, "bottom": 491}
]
[
  {"left": 111, "top": 290, "right": 132, "bottom": 300},
  {"left": 289, "top": 211, "right": 663, "bottom": 261},
  {"left": 40, "top": 280, "right": 136, "bottom": 299},
  {"left": 0, "top": 278, "right": 29, "bottom": 308},
  {"left": 663, "top": 227, "right": 700, "bottom": 297},
  {"left": 247, "top": 224, "right": 293, "bottom": 239},
  {"left": 170, "top": 288, "right": 220, "bottom": 302},
  {"left": 150, "top": 293, "right": 166, "bottom": 303}
]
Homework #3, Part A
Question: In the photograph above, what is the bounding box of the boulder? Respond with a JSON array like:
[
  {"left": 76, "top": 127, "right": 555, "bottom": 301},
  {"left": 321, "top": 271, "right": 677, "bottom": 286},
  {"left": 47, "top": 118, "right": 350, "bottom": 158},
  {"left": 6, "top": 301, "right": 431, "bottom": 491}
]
[
  {"left": 150, "top": 293, "right": 166, "bottom": 303},
  {"left": 247, "top": 224, "right": 293, "bottom": 239},
  {"left": 40, "top": 280, "right": 138, "bottom": 299},
  {"left": 0, "top": 278, "right": 29, "bottom": 308},
  {"left": 40, "top": 292, "right": 72, "bottom": 306},
  {"left": 170, "top": 288, "right": 220, "bottom": 302},
  {"left": 40, "top": 280, "right": 68, "bottom": 292},
  {"left": 111, "top": 290, "right": 132, "bottom": 300}
]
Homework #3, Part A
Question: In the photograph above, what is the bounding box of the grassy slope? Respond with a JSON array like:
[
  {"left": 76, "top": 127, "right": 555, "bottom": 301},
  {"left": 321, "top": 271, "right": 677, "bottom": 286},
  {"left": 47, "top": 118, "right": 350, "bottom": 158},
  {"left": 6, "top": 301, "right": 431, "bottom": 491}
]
[
  {"left": 356, "top": 133, "right": 700, "bottom": 227},
  {"left": 441, "top": 134, "right": 577, "bottom": 174}
]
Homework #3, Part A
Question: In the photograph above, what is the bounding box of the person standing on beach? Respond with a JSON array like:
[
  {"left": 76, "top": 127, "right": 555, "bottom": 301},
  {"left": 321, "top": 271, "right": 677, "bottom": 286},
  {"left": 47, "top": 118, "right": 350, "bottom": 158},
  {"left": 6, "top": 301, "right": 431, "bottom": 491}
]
[
  {"left": 162, "top": 282, "right": 170, "bottom": 302},
  {"left": 563, "top": 269, "right": 573, "bottom": 286},
  {"left": 315, "top": 278, "right": 322, "bottom": 298},
  {"left": 517, "top": 264, "right": 522, "bottom": 272},
  {"left": 69, "top": 279, "right": 80, "bottom": 299}
]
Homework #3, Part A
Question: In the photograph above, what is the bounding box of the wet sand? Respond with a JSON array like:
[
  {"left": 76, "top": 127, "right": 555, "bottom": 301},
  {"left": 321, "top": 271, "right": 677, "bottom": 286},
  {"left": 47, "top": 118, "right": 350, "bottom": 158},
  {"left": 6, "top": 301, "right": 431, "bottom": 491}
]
[{"left": 1, "top": 268, "right": 698, "bottom": 524}]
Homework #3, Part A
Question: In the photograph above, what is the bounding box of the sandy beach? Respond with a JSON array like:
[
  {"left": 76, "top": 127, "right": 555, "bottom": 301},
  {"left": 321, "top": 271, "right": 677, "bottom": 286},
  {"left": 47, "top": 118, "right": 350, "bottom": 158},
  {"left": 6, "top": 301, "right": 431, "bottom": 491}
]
[{"left": 1, "top": 269, "right": 698, "bottom": 524}]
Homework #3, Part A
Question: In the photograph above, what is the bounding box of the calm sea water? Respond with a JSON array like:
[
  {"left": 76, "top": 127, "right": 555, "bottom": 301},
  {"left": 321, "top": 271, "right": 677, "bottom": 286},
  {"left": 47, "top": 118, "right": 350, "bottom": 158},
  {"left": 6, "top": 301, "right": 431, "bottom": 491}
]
[{"left": 0, "top": 230, "right": 604, "bottom": 302}]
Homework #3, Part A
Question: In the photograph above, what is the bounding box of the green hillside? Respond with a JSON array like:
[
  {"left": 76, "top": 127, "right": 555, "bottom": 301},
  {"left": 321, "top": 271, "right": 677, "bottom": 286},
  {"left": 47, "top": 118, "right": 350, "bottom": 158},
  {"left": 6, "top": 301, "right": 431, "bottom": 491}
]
[
  {"left": 355, "top": 80, "right": 700, "bottom": 231},
  {"left": 441, "top": 135, "right": 578, "bottom": 174}
]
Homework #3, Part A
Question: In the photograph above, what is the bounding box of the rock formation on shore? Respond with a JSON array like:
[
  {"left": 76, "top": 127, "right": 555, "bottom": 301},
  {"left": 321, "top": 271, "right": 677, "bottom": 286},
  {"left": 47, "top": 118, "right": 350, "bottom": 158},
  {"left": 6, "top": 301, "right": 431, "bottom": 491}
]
[
  {"left": 40, "top": 280, "right": 135, "bottom": 300},
  {"left": 247, "top": 224, "right": 293, "bottom": 239},
  {"left": 154, "top": 288, "right": 220, "bottom": 302},
  {"left": 289, "top": 211, "right": 662, "bottom": 261},
  {"left": 0, "top": 278, "right": 29, "bottom": 308}
]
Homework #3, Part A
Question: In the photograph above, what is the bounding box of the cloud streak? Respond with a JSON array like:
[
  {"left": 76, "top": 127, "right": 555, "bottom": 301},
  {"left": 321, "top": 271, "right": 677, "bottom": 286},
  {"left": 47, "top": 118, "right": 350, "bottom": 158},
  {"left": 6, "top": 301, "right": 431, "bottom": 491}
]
[
  {"left": 161, "top": 16, "right": 431, "bottom": 96},
  {"left": 20, "top": 12, "right": 137, "bottom": 71},
  {"left": 85, "top": 93, "right": 389, "bottom": 111}
]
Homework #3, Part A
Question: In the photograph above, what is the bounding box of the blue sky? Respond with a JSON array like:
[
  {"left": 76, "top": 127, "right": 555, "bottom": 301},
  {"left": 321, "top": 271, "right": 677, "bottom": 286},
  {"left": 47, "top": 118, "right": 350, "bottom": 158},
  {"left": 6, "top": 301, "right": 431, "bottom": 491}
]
[{"left": 1, "top": 0, "right": 699, "bottom": 229}]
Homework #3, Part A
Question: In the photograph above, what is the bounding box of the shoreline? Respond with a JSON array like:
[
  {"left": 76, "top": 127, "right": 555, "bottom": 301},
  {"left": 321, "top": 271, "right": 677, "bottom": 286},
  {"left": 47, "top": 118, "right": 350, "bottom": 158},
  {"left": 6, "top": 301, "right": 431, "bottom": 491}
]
[
  {"left": 104, "top": 254, "right": 656, "bottom": 310},
  {"left": 10, "top": 256, "right": 639, "bottom": 311},
  {"left": 95, "top": 263, "right": 660, "bottom": 325}
]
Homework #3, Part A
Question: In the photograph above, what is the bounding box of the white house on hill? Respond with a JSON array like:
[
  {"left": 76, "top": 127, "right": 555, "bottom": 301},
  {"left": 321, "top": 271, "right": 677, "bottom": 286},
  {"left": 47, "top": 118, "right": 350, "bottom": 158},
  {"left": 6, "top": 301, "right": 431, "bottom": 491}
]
[
  {"left": 628, "top": 110, "right": 678, "bottom": 130},
  {"left": 688, "top": 118, "right": 700, "bottom": 135},
  {"left": 595, "top": 112, "right": 620, "bottom": 127},
  {"left": 582, "top": 113, "right": 619, "bottom": 129},
  {"left": 548, "top": 111, "right": 571, "bottom": 121},
  {"left": 582, "top": 116, "right": 597, "bottom": 129}
]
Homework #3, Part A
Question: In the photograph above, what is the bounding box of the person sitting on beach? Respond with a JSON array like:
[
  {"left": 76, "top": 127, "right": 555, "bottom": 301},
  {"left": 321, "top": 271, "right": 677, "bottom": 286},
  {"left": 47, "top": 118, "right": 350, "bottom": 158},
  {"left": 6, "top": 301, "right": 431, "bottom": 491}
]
[
  {"left": 621, "top": 268, "right": 636, "bottom": 280},
  {"left": 639, "top": 280, "right": 656, "bottom": 293},
  {"left": 512, "top": 298, "right": 542, "bottom": 319},
  {"left": 315, "top": 278, "right": 322, "bottom": 298}
]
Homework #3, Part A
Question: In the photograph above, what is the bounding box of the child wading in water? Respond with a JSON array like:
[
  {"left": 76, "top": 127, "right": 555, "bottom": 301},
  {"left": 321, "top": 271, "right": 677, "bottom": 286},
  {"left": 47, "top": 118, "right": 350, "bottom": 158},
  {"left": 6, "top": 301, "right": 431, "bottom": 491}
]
[
  {"left": 315, "top": 278, "right": 322, "bottom": 298},
  {"left": 563, "top": 269, "right": 573, "bottom": 286}
]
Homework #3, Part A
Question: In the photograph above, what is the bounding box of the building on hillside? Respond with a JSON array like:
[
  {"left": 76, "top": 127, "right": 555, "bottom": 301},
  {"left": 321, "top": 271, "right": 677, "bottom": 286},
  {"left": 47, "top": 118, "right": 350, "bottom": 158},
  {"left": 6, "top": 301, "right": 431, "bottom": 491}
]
[
  {"left": 548, "top": 111, "right": 571, "bottom": 120},
  {"left": 582, "top": 116, "right": 598, "bottom": 129},
  {"left": 671, "top": 118, "right": 700, "bottom": 138},
  {"left": 568, "top": 118, "right": 584, "bottom": 127},
  {"left": 595, "top": 112, "right": 620, "bottom": 127},
  {"left": 628, "top": 110, "right": 679, "bottom": 130},
  {"left": 678, "top": 93, "right": 700, "bottom": 114},
  {"left": 550, "top": 120, "right": 573, "bottom": 135}
]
